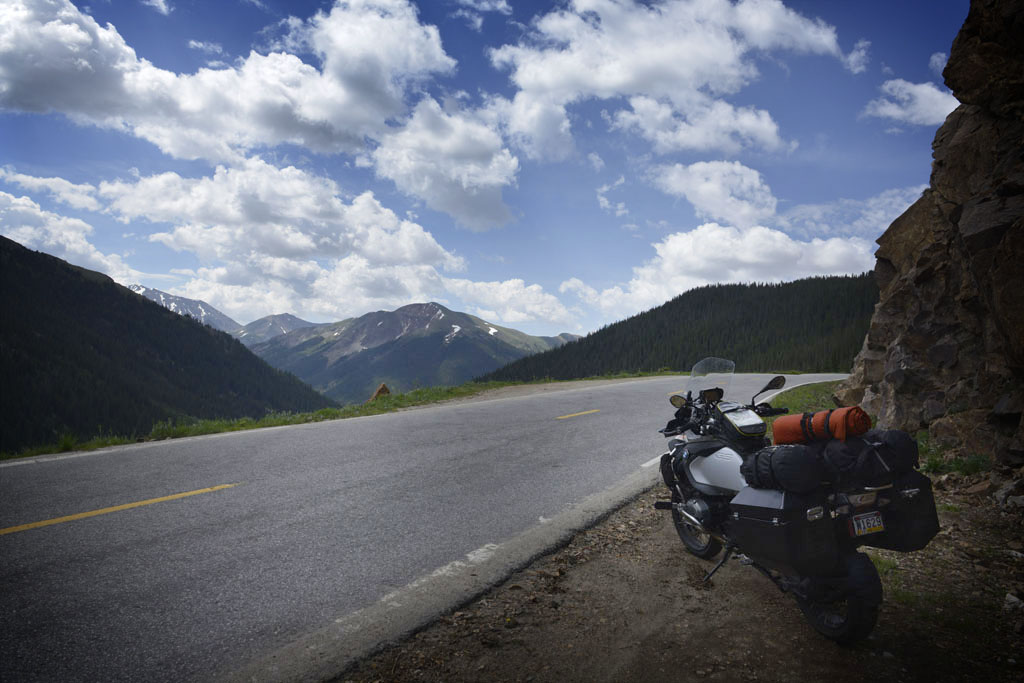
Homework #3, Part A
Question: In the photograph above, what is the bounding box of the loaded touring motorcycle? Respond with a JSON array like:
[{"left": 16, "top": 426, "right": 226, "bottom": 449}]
[{"left": 655, "top": 357, "right": 939, "bottom": 643}]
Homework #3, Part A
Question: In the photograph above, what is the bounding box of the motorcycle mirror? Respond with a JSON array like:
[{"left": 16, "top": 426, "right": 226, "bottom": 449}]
[
  {"left": 669, "top": 394, "right": 687, "bottom": 409},
  {"left": 751, "top": 375, "right": 786, "bottom": 403}
]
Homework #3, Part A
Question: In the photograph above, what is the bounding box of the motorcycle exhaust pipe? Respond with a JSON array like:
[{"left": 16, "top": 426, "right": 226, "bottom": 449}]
[{"left": 653, "top": 500, "right": 709, "bottom": 531}]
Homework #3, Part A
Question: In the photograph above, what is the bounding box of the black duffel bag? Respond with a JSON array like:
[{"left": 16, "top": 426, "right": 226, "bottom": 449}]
[
  {"left": 822, "top": 429, "right": 919, "bottom": 489},
  {"left": 741, "top": 444, "right": 825, "bottom": 493}
]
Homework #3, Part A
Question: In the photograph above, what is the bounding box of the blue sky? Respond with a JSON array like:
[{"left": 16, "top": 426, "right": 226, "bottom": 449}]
[{"left": 0, "top": 0, "right": 967, "bottom": 335}]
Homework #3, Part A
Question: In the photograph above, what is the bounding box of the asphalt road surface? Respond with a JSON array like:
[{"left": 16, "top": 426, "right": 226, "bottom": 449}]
[{"left": 0, "top": 373, "right": 845, "bottom": 682}]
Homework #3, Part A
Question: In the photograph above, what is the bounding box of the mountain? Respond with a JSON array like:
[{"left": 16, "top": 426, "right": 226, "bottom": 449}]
[
  {"left": 128, "top": 284, "right": 240, "bottom": 332},
  {"left": 234, "top": 313, "right": 317, "bottom": 347},
  {"left": 251, "top": 302, "right": 578, "bottom": 404},
  {"left": 1, "top": 237, "right": 335, "bottom": 454},
  {"left": 478, "top": 274, "right": 879, "bottom": 383}
]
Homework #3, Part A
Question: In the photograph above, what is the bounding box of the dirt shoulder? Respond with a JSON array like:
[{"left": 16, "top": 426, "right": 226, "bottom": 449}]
[{"left": 336, "top": 476, "right": 1023, "bottom": 683}]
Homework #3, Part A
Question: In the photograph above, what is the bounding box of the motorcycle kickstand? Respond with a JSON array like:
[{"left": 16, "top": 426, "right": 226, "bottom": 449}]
[{"left": 702, "top": 543, "right": 736, "bottom": 584}]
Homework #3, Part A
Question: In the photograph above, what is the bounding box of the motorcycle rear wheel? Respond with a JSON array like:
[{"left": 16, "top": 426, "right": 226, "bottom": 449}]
[
  {"left": 795, "top": 552, "right": 882, "bottom": 644},
  {"left": 671, "top": 491, "right": 722, "bottom": 559}
]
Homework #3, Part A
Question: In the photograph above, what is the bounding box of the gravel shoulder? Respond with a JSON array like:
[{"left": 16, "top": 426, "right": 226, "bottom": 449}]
[{"left": 336, "top": 473, "right": 1024, "bottom": 683}]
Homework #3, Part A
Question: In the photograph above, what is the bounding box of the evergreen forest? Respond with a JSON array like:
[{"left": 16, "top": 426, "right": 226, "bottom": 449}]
[
  {"left": 0, "top": 237, "right": 335, "bottom": 454},
  {"left": 478, "top": 274, "right": 878, "bottom": 382}
]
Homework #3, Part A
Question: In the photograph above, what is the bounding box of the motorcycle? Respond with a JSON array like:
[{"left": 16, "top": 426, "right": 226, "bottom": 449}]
[{"left": 654, "top": 357, "right": 939, "bottom": 643}]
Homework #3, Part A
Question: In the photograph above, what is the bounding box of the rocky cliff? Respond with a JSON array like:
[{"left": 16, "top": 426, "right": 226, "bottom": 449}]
[{"left": 836, "top": 0, "right": 1024, "bottom": 466}]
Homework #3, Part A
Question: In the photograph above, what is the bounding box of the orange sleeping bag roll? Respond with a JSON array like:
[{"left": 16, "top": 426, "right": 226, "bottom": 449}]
[{"left": 772, "top": 406, "right": 872, "bottom": 445}]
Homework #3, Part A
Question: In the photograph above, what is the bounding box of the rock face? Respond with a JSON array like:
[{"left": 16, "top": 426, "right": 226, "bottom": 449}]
[{"left": 836, "top": 0, "right": 1024, "bottom": 465}]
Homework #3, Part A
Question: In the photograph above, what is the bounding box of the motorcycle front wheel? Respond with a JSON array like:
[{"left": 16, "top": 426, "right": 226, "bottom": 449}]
[
  {"left": 671, "top": 491, "right": 722, "bottom": 559},
  {"left": 795, "top": 552, "right": 882, "bottom": 644}
]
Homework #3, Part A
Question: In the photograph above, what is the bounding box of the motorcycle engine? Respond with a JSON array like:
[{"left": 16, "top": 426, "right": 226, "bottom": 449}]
[{"left": 683, "top": 498, "right": 711, "bottom": 523}]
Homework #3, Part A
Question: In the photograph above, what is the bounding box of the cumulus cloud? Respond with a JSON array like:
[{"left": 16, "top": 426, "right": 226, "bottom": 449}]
[
  {"left": 371, "top": 97, "right": 518, "bottom": 230},
  {"left": 862, "top": 79, "right": 959, "bottom": 126},
  {"left": 0, "top": 191, "right": 140, "bottom": 282},
  {"left": 0, "top": 0, "right": 454, "bottom": 161},
  {"left": 929, "top": 52, "right": 947, "bottom": 77},
  {"left": 613, "top": 95, "right": 789, "bottom": 155},
  {"left": 443, "top": 277, "right": 573, "bottom": 325},
  {"left": 0, "top": 1, "right": 524, "bottom": 227},
  {"left": 453, "top": 0, "right": 512, "bottom": 30},
  {"left": 488, "top": 0, "right": 851, "bottom": 159},
  {"left": 561, "top": 223, "right": 875, "bottom": 317},
  {"left": 0, "top": 167, "right": 101, "bottom": 211},
  {"left": 90, "top": 157, "right": 469, "bottom": 321},
  {"left": 651, "top": 161, "right": 777, "bottom": 228},
  {"left": 843, "top": 39, "right": 870, "bottom": 74}
]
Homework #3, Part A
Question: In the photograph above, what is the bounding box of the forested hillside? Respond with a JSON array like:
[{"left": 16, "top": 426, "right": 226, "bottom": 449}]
[
  {"left": 0, "top": 237, "right": 335, "bottom": 454},
  {"left": 479, "top": 274, "right": 877, "bottom": 382}
]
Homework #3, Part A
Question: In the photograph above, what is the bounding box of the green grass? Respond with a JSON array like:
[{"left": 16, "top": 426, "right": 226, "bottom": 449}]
[
  {"left": 760, "top": 379, "right": 843, "bottom": 441},
  {"left": 3, "top": 373, "right": 696, "bottom": 460},
  {"left": 869, "top": 552, "right": 900, "bottom": 578},
  {"left": 917, "top": 430, "right": 993, "bottom": 475}
]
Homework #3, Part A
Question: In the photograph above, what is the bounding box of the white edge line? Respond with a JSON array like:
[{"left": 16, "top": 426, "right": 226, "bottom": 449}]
[{"left": 641, "top": 455, "right": 662, "bottom": 468}]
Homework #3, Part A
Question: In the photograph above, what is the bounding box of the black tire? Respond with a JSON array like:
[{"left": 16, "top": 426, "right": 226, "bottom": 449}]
[
  {"left": 671, "top": 491, "right": 722, "bottom": 559},
  {"left": 796, "top": 552, "right": 882, "bottom": 644}
]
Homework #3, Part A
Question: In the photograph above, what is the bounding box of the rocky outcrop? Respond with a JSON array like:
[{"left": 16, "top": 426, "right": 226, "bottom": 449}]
[{"left": 836, "top": 0, "right": 1024, "bottom": 465}]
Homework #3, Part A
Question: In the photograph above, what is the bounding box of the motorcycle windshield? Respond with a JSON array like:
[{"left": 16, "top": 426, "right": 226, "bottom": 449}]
[{"left": 686, "top": 357, "right": 735, "bottom": 399}]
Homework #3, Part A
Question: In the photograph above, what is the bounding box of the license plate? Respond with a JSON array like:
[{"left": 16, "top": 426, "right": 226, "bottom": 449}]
[{"left": 850, "top": 511, "right": 884, "bottom": 537}]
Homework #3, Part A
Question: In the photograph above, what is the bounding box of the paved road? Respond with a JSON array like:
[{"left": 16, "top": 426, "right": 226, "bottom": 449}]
[{"left": 0, "top": 373, "right": 845, "bottom": 682}]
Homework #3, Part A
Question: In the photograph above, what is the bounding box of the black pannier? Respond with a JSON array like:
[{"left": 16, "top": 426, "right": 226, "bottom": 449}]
[
  {"left": 728, "top": 487, "right": 838, "bottom": 576},
  {"left": 741, "top": 444, "right": 825, "bottom": 493},
  {"left": 822, "top": 429, "right": 919, "bottom": 489},
  {"left": 858, "top": 470, "right": 939, "bottom": 552}
]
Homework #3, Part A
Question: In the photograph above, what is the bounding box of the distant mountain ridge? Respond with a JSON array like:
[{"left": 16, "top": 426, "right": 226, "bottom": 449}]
[
  {"left": 2, "top": 237, "right": 334, "bottom": 454},
  {"left": 233, "top": 313, "right": 317, "bottom": 346},
  {"left": 128, "top": 284, "right": 241, "bottom": 332},
  {"left": 251, "top": 303, "right": 580, "bottom": 404},
  {"left": 479, "top": 274, "right": 879, "bottom": 382}
]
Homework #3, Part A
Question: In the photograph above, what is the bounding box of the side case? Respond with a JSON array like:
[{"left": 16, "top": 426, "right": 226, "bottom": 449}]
[
  {"left": 728, "top": 487, "right": 838, "bottom": 577},
  {"left": 858, "top": 470, "right": 940, "bottom": 552}
]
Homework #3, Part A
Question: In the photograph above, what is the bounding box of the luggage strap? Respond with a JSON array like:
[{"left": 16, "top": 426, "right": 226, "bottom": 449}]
[
  {"left": 800, "top": 413, "right": 815, "bottom": 441},
  {"left": 823, "top": 409, "right": 835, "bottom": 439}
]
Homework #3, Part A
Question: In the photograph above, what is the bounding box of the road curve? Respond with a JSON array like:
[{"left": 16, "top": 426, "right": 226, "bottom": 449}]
[{"left": 0, "top": 373, "right": 845, "bottom": 682}]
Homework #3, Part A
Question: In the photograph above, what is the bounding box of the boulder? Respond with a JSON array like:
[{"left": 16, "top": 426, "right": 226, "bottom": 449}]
[{"left": 837, "top": 0, "right": 1024, "bottom": 466}]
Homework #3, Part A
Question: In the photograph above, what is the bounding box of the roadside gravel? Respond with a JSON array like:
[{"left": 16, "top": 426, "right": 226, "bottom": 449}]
[{"left": 336, "top": 473, "right": 1023, "bottom": 683}]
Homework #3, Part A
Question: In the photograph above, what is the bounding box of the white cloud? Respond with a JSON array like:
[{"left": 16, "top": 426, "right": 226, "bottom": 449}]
[
  {"left": 187, "top": 40, "right": 223, "bottom": 55},
  {"left": 929, "top": 52, "right": 947, "bottom": 77},
  {"left": 488, "top": 0, "right": 850, "bottom": 159},
  {"left": 862, "top": 79, "right": 958, "bottom": 126},
  {"left": 93, "top": 157, "right": 471, "bottom": 321},
  {"left": 0, "top": 0, "right": 454, "bottom": 160},
  {"left": 596, "top": 176, "right": 628, "bottom": 216},
  {"left": 141, "top": 0, "right": 171, "bottom": 15},
  {"left": 443, "top": 277, "right": 573, "bottom": 325},
  {"left": 613, "top": 95, "right": 790, "bottom": 155},
  {"left": 0, "top": 167, "right": 101, "bottom": 211},
  {"left": 371, "top": 97, "right": 518, "bottom": 230},
  {"left": 0, "top": 191, "right": 141, "bottom": 282},
  {"left": 0, "top": 0, "right": 526, "bottom": 228},
  {"left": 455, "top": 0, "right": 511, "bottom": 12},
  {"left": 651, "top": 161, "right": 777, "bottom": 228},
  {"left": 563, "top": 223, "right": 875, "bottom": 317},
  {"left": 780, "top": 185, "right": 927, "bottom": 239},
  {"left": 587, "top": 153, "right": 605, "bottom": 171},
  {"left": 843, "top": 39, "right": 870, "bottom": 74}
]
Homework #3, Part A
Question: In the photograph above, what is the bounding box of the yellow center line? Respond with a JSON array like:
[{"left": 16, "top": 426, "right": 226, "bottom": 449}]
[
  {"left": 556, "top": 409, "right": 601, "bottom": 420},
  {"left": 0, "top": 483, "right": 240, "bottom": 536}
]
